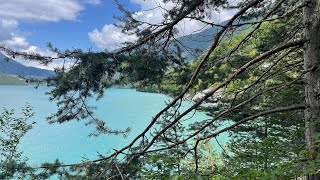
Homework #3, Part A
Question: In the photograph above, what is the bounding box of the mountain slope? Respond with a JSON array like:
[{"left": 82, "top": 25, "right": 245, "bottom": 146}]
[
  {"left": 0, "top": 73, "right": 27, "bottom": 85},
  {"left": 176, "top": 20, "right": 248, "bottom": 61},
  {"left": 0, "top": 53, "right": 54, "bottom": 78},
  {"left": 170, "top": 21, "right": 230, "bottom": 61}
]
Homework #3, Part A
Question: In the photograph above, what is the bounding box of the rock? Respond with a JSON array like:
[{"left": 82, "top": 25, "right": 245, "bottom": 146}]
[
  {"left": 183, "top": 93, "right": 193, "bottom": 101},
  {"left": 204, "top": 102, "right": 219, "bottom": 108},
  {"left": 191, "top": 88, "right": 223, "bottom": 103}
]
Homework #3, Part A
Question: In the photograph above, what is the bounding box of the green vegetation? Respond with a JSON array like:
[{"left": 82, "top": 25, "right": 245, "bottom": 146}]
[
  {"left": 0, "top": 73, "right": 27, "bottom": 85},
  {"left": 0, "top": 104, "right": 34, "bottom": 179},
  {"left": 134, "top": 19, "right": 308, "bottom": 179},
  {"left": 0, "top": 73, "right": 49, "bottom": 86}
]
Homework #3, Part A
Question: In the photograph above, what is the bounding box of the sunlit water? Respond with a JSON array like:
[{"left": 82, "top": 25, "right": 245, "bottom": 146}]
[{"left": 0, "top": 86, "right": 227, "bottom": 166}]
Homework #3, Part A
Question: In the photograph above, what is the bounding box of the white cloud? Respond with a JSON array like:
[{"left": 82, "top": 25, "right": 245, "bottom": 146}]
[
  {"left": 24, "top": 46, "right": 57, "bottom": 57},
  {"left": 177, "top": 8, "right": 238, "bottom": 36},
  {"left": 88, "top": 0, "right": 173, "bottom": 50},
  {"left": 89, "top": 0, "right": 237, "bottom": 49},
  {"left": 1, "top": 43, "right": 60, "bottom": 70},
  {"left": 0, "top": 18, "right": 57, "bottom": 69},
  {"left": 0, "top": 0, "right": 89, "bottom": 69},
  {"left": 86, "top": 0, "right": 101, "bottom": 5},
  {"left": 0, "top": 19, "right": 32, "bottom": 50},
  {"left": 0, "top": 0, "right": 83, "bottom": 22},
  {"left": 89, "top": 25, "right": 138, "bottom": 50},
  {"left": 2, "top": 37, "right": 29, "bottom": 48},
  {"left": 19, "top": 46, "right": 61, "bottom": 70},
  {"left": 131, "top": 0, "right": 174, "bottom": 24},
  {"left": 131, "top": 0, "right": 237, "bottom": 35},
  {"left": 0, "top": 1, "right": 85, "bottom": 47},
  {"left": 0, "top": 19, "right": 20, "bottom": 42},
  {"left": 130, "top": 0, "right": 174, "bottom": 10}
]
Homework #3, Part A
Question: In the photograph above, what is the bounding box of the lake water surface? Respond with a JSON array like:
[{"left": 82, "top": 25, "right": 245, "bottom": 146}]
[{"left": 0, "top": 86, "right": 226, "bottom": 166}]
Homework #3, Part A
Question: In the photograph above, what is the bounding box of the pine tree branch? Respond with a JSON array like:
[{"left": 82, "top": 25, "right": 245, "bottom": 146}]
[
  {"left": 33, "top": 0, "right": 275, "bottom": 170},
  {"left": 139, "top": 39, "right": 306, "bottom": 155},
  {"left": 145, "top": 74, "right": 305, "bottom": 154},
  {"left": 196, "top": 104, "right": 306, "bottom": 142}
]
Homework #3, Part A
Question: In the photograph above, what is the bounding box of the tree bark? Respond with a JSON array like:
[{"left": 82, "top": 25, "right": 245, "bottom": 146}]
[{"left": 304, "top": 0, "right": 320, "bottom": 179}]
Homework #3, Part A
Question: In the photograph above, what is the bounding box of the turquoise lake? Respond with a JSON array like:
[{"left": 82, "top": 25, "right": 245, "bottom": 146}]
[{"left": 0, "top": 86, "right": 227, "bottom": 166}]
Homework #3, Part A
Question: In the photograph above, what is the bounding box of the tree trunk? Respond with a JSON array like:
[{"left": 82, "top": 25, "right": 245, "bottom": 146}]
[{"left": 304, "top": 0, "right": 320, "bottom": 179}]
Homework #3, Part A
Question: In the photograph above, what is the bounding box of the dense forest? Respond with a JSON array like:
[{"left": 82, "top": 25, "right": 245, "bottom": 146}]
[{"left": 1, "top": 0, "right": 320, "bottom": 179}]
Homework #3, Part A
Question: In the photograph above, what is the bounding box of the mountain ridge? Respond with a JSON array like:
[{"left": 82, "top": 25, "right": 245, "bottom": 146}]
[{"left": 0, "top": 53, "right": 55, "bottom": 78}]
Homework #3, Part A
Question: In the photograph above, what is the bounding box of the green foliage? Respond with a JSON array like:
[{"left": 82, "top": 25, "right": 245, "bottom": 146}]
[
  {"left": 0, "top": 73, "right": 27, "bottom": 85},
  {"left": 118, "top": 48, "right": 170, "bottom": 88},
  {"left": 140, "top": 141, "right": 222, "bottom": 180},
  {"left": 0, "top": 104, "right": 34, "bottom": 179},
  {"left": 205, "top": 19, "right": 305, "bottom": 179},
  {"left": 137, "top": 16, "right": 308, "bottom": 179}
]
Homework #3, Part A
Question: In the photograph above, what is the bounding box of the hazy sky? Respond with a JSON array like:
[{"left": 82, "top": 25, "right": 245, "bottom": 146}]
[{"left": 0, "top": 0, "right": 236, "bottom": 69}]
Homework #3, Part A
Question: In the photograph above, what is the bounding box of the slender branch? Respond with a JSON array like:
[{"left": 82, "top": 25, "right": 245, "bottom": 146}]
[
  {"left": 215, "top": 137, "right": 230, "bottom": 158},
  {"left": 145, "top": 74, "right": 305, "bottom": 153},
  {"left": 197, "top": 104, "right": 306, "bottom": 142},
  {"left": 231, "top": 48, "right": 298, "bottom": 106},
  {"left": 34, "top": 0, "right": 272, "bottom": 169},
  {"left": 194, "top": 140, "right": 200, "bottom": 174},
  {"left": 113, "top": 159, "right": 125, "bottom": 180},
  {"left": 139, "top": 39, "right": 305, "bottom": 155},
  {"left": 35, "top": 38, "right": 304, "bottom": 170},
  {"left": 226, "top": 0, "right": 288, "bottom": 59}
]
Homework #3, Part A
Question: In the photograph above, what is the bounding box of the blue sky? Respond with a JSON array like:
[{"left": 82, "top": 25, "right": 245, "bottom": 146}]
[
  {"left": 0, "top": 0, "right": 236, "bottom": 69},
  {"left": 19, "top": 0, "right": 141, "bottom": 51}
]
